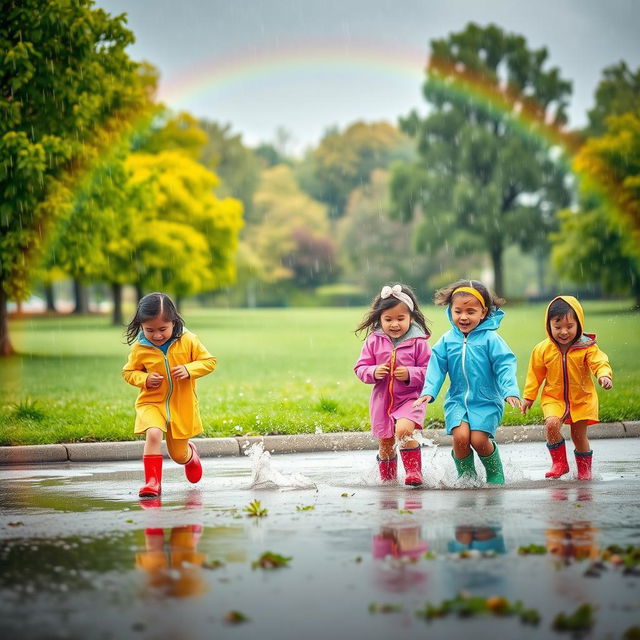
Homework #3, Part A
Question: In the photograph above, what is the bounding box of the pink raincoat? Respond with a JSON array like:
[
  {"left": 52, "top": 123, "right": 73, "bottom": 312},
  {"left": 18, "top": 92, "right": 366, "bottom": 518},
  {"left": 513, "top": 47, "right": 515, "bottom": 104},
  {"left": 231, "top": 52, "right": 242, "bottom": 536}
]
[{"left": 354, "top": 325, "right": 431, "bottom": 439}]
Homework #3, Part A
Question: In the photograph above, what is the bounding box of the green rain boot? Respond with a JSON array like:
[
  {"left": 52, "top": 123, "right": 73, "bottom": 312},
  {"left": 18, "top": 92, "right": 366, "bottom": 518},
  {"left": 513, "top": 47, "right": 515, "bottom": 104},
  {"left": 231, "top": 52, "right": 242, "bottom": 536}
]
[
  {"left": 451, "top": 450, "right": 477, "bottom": 479},
  {"left": 479, "top": 443, "right": 505, "bottom": 485}
]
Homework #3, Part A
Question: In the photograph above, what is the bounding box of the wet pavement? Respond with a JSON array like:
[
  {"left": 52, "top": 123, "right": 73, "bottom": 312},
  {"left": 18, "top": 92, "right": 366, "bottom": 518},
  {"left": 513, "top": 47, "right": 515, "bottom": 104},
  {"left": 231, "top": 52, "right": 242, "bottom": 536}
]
[{"left": 1, "top": 438, "right": 639, "bottom": 640}]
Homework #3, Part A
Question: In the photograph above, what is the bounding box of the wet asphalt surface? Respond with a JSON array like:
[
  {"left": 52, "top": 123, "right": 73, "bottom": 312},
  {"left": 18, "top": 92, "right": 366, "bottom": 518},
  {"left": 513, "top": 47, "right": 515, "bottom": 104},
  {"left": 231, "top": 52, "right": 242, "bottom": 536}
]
[{"left": 0, "top": 438, "right": 639, "bottom": 640}]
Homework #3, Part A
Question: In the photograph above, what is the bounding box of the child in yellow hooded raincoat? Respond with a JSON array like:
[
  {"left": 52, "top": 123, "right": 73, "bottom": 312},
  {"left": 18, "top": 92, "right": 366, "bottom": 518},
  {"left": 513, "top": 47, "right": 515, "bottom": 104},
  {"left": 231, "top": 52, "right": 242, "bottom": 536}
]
[
  {"left": 123, "top": 293, "right": 216, "bottom": 498},
  {"left": 521, "top": 296, "right": 612, "bottom": 480}
]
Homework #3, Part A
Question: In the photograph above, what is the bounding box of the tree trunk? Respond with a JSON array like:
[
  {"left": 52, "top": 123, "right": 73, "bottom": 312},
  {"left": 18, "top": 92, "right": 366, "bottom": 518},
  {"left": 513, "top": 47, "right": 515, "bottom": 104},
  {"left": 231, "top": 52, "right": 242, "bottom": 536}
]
[
  {"left": 135, "top": 283, "right": 144, "bottom": 302},
  {"left": 73, "top": 280, "right": 90, "bottom": 314},
  {"left": 0, "top": 287, "right": 15, "bottom": 356},
  {"left": 176, "top": 296, "right": 182, "bottom": 313},
  {"left": 490, "top": 244, "right": 504, "bottom": 297},
  {"left": 44, "top": 283, "right": 57, "bottom": 312},
  {"left": 111, "top": 282, "right": 123, "bottom": 326}
]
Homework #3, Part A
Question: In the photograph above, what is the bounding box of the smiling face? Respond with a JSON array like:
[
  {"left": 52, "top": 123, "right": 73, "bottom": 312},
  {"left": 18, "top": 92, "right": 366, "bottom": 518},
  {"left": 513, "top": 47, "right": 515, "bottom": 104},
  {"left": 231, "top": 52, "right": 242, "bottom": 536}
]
[
  {"left": 380, "top": 302, "right": 412, "bottom": 340},
  {"left": 450, "top": 294, "right": 488, "bottom": 334},
  {"left": 549, "top": 312, "right": 579, "bottom": 349},
  {"left": 141, "top": 316, "right": 174, "bottom": 346}
]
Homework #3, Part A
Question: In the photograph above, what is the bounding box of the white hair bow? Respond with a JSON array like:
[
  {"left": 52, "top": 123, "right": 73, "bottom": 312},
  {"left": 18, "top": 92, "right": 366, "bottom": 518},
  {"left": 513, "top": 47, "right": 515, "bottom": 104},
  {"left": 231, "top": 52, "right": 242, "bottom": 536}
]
[{"left": 380, "top": 284, "right": 414, "bottom": 312}]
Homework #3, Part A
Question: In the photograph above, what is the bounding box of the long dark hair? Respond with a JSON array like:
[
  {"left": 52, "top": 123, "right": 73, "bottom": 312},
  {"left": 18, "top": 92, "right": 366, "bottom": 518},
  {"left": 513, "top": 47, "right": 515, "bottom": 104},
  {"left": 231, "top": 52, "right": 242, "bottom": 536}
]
[
  {"left": 125, "top": 292, "right": 185, "bottom": 345},
  {"left": 356, "top": 284, "right": 429, "bottom": 337}
]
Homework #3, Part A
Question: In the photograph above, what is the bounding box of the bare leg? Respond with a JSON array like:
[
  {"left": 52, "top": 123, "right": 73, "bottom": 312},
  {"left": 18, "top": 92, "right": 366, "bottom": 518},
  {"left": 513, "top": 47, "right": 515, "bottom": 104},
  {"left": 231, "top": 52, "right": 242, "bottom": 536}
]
[
  {"left": 395, "top": 418, "right": 418, "bottom": 449},
  {"left": 143, "top": 427, "right": 163, "bottom": 456},
  {"left": 470, "top": 430, "right": 494, "bottom": 457},
  {"left": 378, "top": 437, "right": 395, "bottom": 460},
  {"left": 451, "top": 422, "right": 471, "bottom": 459},
  {"left": 545, "top": 416, "right": 564, "bottom": 445},
  {"left": 570, "top": 420, "right": 590, "bottom": 452}
]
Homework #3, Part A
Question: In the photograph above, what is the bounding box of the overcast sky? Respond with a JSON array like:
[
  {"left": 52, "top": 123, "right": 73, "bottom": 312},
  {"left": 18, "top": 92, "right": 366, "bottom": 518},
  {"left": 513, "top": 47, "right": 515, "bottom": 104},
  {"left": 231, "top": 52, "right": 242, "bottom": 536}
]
[{"left": 97, "top": 0, "right": 640, "bottom": 154}]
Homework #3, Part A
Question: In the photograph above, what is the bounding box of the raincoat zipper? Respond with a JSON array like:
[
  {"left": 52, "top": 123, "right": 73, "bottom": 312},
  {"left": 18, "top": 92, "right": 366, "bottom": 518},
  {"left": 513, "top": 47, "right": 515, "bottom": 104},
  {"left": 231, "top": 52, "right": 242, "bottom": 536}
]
[
  {"left": 387, "top": 348, "right": 397, "bottom": 416},
  {"left": 461, "top": 335, "right": 470, "bottom": 414},
  {"left": 162, "top": 352, "right": 173, "bottom": 428},
  {"left": 560, "top": 349, "right": 570, "bottom": 423}
]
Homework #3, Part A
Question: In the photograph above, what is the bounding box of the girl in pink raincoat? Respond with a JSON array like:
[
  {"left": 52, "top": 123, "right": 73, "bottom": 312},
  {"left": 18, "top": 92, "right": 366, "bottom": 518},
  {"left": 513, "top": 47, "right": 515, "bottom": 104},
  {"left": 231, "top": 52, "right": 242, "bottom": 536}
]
[{"left": 354, "top": 284, "right": 431, "bottom": 485}]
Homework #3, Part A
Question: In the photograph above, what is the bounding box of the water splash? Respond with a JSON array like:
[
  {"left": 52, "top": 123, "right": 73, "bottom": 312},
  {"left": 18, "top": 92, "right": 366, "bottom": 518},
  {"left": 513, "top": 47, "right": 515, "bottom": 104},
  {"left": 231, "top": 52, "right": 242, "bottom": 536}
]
[{"left": 245, "top": 442, "right": 316, "bottom": 491}]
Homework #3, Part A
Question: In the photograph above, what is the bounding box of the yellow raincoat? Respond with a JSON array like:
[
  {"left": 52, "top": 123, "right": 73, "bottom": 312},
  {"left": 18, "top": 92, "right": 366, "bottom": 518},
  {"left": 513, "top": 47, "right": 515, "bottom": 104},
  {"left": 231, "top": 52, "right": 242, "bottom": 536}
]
[
  {"left": 523, "top": 296, "right": 612, "bottom": 424},
  {"left": 122, "top": 330, "right": 216, "bottom": 438}
]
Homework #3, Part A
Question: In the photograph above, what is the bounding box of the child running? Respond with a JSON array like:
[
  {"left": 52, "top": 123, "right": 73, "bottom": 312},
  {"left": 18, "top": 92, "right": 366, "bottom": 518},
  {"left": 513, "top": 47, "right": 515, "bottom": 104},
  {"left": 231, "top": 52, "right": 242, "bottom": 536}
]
[
  {"left": 521, "top": 296, "right": 613, "bottom": 480},
  {"left": 123, "top": 293, "right": 217, "bottom": 498},
  {"left": 354, "top": 284, "right": 431, "bottom": 486},
  {"left": 414, "top": 280, "right": 520, "bottom": 484}
]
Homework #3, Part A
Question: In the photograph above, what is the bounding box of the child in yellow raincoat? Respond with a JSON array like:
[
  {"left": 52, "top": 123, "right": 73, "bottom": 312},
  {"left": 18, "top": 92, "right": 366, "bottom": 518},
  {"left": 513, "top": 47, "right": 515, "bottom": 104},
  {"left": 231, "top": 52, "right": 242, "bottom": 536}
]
[
  {"left": 521, "top": 296, "right": 612, "bottom": 480},
  {"left": 123, "top": 293, "right": 216, "bottom": 498}
]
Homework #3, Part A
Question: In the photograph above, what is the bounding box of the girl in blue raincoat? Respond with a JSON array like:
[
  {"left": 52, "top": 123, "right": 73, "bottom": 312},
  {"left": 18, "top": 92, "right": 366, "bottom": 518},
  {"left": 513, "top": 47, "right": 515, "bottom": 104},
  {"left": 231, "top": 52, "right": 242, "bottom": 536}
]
[{"left": 414, "top": 280, "right": 521, "bottom": 484}]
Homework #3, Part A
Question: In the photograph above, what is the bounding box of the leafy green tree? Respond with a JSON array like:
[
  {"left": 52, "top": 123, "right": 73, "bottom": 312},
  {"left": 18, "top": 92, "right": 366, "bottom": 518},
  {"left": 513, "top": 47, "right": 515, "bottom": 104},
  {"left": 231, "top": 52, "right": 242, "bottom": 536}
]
[
  {"left": 199, "top": 120, "right": 262, "bottom": 222},
  {"left": 390, "top": 23, "right": 572, "bottom": 295},
  {"left": 297, "top": 121, "right": 414, "bottom": 218},
  {"left": 553, "top": 61, "right": 640, "bottom": 305},
  {"left": 586, "top": 62, "right": 640, "bottom": 136},
  {"left": 244, "top": 165, "right": 334, "bottom": 298},
  {"left": 338, "top": 169, "right": 437, "bottom": 299},
  {"left": 0, "top": 0, "right": 152, "bottom": 353}
]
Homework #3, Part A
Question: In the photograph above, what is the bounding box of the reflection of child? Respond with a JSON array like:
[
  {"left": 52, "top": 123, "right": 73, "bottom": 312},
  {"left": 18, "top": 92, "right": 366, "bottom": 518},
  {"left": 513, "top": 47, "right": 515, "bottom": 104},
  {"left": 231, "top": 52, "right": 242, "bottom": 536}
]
[
  {"left": 354, "top": 285, "right": 431, "bottom": 485},
  {"left": 372, "top": 523, "right": 429, "bottom": 561},
  {"left": 136, "top": 525, "right": 207, "bottom": 597},
  {"left": 448, "top": 526, "right": 506, "bottom": 554},
  {"left": 521, "top": 296, "right": 613, "bottom": 481},
  {"left": 546, "top": 523, "right": 599, "bottom": 562},
  {"left": 123, "top": 293, "right": 217, "bottom": 498},
  {"left": 414, "top": 280, "right": 520, "bottom": 484}
]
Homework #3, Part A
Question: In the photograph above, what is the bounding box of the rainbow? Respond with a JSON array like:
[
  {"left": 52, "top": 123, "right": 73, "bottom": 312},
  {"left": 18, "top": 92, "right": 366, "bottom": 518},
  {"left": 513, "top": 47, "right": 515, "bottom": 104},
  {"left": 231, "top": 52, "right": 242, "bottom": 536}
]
[{"left": 156, "top": 41, "right": 428, "bottom": 106}]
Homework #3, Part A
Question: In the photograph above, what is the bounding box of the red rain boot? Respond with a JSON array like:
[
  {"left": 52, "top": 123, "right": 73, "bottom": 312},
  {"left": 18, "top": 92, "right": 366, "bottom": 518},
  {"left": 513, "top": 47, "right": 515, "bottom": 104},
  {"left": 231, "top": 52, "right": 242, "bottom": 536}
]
[
  {"left": 377, "top": 455, "right": 398, "bottom": 483},
  {"left": 184, "top": 441, "right": 203, "bottom": 484},
  {"left": 400, "top": 446, "right": 423, "bottom": 486},
  {"left": 139, "top": 454, "right": 163, "bottom": 498},
  {"left": 545, "top": 440, "right": 570, "bottom": 478},
  {"left": 575, "top": 450, "right": 593, "bottom": 481}
]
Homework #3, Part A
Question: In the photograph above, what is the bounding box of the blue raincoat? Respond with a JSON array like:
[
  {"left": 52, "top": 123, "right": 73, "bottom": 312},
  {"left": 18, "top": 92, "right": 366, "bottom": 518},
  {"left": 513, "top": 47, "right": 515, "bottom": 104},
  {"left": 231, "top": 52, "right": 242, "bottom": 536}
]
[{"left": 420, "top": 308, "right": 520, "bottom": 437}]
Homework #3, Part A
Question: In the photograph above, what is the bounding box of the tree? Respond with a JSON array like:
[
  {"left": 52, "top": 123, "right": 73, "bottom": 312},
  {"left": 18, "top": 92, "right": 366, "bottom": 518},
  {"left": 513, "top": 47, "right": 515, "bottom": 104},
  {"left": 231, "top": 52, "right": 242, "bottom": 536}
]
[
  {"left": 125, "top": 149, "right": 244, "bottom": 296},
  {"left": 244, "top": 165, "right": 334, "bottom": 297},
  {"left": 552, "top": 63, "right": 640, "bottom": 305},
  {"left": 586, "top": 62, "right": 640, "bottom": 136},
  {"left": 0, "top": 0, "right": 153, "bottom": 353},
  {"left": 390, "top": 23, "right": 572, "bottom": 295},
  {"left": 338, "top": 169, "right": 437, "bottom": 299},
  {"left": 198, "top": 120, "right": 262, "bottom": 222},
  {"left": 297, "top": 121, "right": 414, "bottom": 218}
]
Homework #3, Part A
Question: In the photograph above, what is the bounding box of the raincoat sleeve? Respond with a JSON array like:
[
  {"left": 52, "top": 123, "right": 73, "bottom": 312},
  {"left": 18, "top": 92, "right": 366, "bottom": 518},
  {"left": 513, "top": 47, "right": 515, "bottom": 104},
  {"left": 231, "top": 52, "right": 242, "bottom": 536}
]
[
  {"left": 585, "top": 345, "right": 612, "bottom": 381},
  {"left": 523, "top": 345, "right": 546, "bottom": 401},
  {"left": 488, "top": 334, "right": 520, "bottom": 399},
  {"left": 122, "top": 348, "right": 149, "bottom": 389},
  {"left": 354, "top": 336, "right": 379, "bottom": 384},
  {"left": 184, "top": 335, "right": 217, "bottom": 379},
  {"left": 405, "top": 339, "right": 432, "bottom": 391},
  {"left": 420, "top": 337, "right": 447, "bottom": 401}
]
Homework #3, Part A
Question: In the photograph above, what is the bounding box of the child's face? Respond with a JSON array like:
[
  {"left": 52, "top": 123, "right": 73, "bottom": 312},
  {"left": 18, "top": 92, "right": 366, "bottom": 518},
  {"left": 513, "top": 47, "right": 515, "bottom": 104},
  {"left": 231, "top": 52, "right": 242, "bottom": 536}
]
[
  {"left": 450, "top": 294, "right": 487, "bottom": 334},
  {"left": 141, "top": 316, "right": 174, "bottom": 346},
  {"left": 549, "top": 313, "right": 578, "bottom": 347},
  {"left": 380, "top": 302, "right": 412, "bottom": 340}
]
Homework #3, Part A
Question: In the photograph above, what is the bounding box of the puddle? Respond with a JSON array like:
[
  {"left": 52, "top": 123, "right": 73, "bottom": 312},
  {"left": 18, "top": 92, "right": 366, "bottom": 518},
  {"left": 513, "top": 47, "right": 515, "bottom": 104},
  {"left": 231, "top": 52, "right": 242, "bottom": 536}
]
[{"left": 0, "top": 439, "right": 639, "bottom": 639}]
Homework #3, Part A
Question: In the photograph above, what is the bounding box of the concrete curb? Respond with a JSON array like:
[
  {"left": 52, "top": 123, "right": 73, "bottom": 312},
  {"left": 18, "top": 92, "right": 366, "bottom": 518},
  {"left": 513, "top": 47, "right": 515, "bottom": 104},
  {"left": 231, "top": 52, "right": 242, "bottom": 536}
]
[{"left": 1, "top": 422, "right": 638, "bottom": 465}]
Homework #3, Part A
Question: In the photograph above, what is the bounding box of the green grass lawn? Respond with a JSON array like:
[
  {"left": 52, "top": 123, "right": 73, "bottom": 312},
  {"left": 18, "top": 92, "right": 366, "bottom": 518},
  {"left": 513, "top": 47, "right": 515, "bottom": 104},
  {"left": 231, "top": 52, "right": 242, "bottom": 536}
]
[{"left": 0, "top": 302, "right": 638, "bottom": 445}]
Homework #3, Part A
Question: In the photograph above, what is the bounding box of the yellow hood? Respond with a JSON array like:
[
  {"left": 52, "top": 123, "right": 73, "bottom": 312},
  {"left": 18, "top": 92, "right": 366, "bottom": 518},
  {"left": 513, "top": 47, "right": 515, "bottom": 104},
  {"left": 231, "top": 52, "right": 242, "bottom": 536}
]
[{"left": 545, "top": 295, "right": 585, "bottom": 343}]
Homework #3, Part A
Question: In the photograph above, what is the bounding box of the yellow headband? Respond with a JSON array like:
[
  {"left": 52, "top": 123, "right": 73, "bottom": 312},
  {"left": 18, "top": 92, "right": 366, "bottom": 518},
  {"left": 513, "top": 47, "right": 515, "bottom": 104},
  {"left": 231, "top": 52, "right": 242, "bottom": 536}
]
[{"left": 452, "top": 286, "right": 487, "bottom": 309}]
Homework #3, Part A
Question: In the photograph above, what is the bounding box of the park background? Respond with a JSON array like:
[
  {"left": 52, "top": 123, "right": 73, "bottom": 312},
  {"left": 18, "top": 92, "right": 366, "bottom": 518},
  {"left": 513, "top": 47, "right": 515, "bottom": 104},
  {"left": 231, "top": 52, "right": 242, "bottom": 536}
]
[{"left": 1, "top": 0, "right": 639, "bottom": 444}]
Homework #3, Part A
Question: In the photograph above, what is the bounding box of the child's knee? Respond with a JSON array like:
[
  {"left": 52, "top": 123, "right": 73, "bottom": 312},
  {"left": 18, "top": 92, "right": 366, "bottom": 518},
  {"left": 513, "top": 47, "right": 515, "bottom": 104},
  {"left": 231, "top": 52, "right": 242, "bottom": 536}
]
[
  {"left": 167, "top": 438, "right": 190, "bottom": 464},
  {"left": 145, "top": 428, "right": 163, "bottom": 445},
  {"left": 469, "top": 430, "right": 489, "bottom": 450},
  {"left": 545, "top": 417, "right": 562, "bottom": 435}
]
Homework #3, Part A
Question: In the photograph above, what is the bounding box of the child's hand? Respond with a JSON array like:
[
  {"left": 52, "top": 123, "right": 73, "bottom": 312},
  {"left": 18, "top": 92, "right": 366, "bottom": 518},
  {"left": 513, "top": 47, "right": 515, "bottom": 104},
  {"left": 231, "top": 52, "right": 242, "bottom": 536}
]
[
  {"left": 393, "top": 366, "right": 409, "bottom": 381},
  {"left": 171, "top": 365, "right": 190, "bottom": 380},
  {"left": 520, "top": 398, "right": 533, "bottom": 415},
  {"left": 146, "top": 372, "right": 164, "bottom": 389},
  {"left": 374, "top": 364, "right": 390, "bottom": 379},
  {"left": 505, "top": 396, "right": 521, "bottom": 410},
  {"left": 413, "top": 395, "right": 432, "bottom": 408},
  {"left": 598, "top": 376, "right": 613, "bottom": 390}
]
